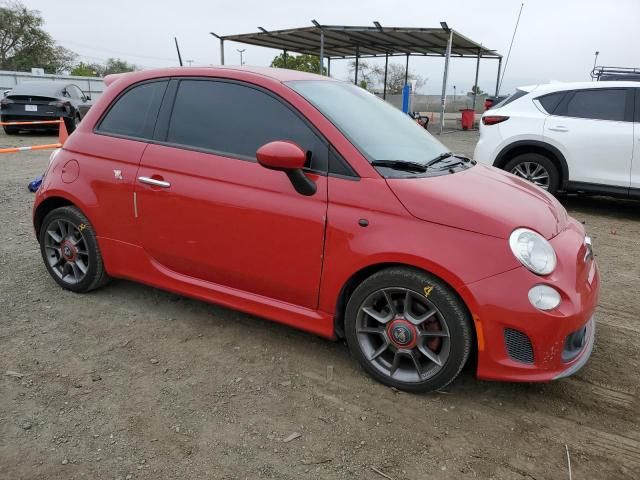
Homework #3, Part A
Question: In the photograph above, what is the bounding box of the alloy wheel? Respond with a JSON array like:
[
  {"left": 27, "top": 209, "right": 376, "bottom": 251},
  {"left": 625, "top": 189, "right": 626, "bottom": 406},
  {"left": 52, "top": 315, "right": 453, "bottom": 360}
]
[
  {"left": 356, "top": 287, "right": 451, "bottom": 383},
  {"left": 510, "top": 161, "right": 550, "bottom": 189},
  {"left": 43, "top": 219, "right": 90, "bottom": 285}
]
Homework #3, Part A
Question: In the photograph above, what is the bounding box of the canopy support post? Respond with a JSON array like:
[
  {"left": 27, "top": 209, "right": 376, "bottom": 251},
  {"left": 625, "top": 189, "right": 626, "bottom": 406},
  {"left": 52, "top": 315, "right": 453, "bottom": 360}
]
[
  {"left": 283, "top": 50, "right": 287, "bottom": 68},
  {"left": 319, "top": 29, "right": 325, "bottom": 75},
  {"left": 472, "top": 48, "right": 481, "bottom": 112},
  {"left": 383, "top": 52, "right": 389, "bottom": 100},
  {"left": 354, "top": 45, "right": 359, "bottom": 85},
  {"left": 404, "top": 53, "right": 409, "bottom": 85},
  {"left": 495, "top": 57, "right": 502, "bottom": 97},
  {"left": 439, "top": 28, "right": 453, "bottom": 135},
  {"left": 327, "top": 57, "right": 331, "bottom": 76}
]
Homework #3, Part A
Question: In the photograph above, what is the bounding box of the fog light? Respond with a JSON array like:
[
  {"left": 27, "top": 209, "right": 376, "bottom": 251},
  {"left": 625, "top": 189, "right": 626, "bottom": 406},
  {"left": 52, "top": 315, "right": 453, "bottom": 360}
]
[{"left": 528, "top": 285, "right": 561, "bottom": 311}]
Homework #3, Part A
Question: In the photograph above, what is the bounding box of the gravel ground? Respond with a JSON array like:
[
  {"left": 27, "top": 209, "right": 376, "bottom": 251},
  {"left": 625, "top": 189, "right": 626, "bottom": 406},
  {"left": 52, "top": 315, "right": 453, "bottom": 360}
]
[{"left": 1, "top": 129, "right": 639, "bottom": 480}]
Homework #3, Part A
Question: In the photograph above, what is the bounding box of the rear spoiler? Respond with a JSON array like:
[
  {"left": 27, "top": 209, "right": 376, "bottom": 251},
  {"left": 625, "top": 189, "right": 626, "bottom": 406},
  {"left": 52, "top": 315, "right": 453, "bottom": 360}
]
[{"left": 103, "top": 73, "right": 129, "bottom": 87}]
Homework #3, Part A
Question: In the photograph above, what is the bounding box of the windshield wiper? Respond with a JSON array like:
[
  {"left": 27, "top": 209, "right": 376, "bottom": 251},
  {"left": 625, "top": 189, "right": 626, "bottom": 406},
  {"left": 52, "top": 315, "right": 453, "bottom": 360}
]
[
  {"left": 371, "top": 160, "right": 427, "bottom": 173},
  {"left": 424, "top": 151, "right": 472, "bottom": 168}
]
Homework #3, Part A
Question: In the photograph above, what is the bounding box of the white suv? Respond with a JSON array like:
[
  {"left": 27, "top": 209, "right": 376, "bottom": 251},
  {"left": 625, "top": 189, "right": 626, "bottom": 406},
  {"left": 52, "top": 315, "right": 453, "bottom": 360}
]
[{"left": 474, "top": 81, "right": 640, "bottom": 197}]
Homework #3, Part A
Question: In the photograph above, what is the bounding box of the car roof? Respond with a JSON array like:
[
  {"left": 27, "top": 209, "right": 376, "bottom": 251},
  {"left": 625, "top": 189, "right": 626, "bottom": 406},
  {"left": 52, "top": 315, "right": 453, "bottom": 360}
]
[
  {"left": 10, "top": 81, "right": 73, "bottom": 96},
  {"left": 103, "top": 66, "right": 333, "bottom": 87},
  {"left": 522, "top": 80, "right": 640, "bottom": 96}
]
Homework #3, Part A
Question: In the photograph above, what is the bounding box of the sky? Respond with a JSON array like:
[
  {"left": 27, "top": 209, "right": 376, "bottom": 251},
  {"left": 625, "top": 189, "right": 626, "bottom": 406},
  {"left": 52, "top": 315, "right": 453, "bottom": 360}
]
[{"left": 23, "top": 0, "right": 640, "bottom": 95}]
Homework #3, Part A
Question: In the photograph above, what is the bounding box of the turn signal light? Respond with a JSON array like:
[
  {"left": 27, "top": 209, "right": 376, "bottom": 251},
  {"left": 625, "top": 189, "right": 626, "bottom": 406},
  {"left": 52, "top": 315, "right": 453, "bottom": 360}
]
[{"left": 482, "top": 115, "right": 509, "bottom": 126}]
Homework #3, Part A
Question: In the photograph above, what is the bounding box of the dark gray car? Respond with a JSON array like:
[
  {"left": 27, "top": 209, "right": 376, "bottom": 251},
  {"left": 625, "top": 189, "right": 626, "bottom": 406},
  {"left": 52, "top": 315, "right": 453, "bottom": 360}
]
[{"left": 0, "top": 81, "right": 93, "bottom": 134}]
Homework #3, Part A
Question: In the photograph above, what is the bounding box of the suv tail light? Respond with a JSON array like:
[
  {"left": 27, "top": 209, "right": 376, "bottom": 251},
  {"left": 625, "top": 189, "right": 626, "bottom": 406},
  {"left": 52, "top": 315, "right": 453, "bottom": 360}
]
[
  {"left": 0, "top": 97, "right": 13, "bottom": 109},
  {"left": 482, "top": 115, "right": 509, "bottom": 126}
]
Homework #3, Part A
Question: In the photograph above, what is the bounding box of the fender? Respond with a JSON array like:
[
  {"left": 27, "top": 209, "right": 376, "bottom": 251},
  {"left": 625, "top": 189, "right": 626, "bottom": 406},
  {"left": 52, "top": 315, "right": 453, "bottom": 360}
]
[{"left": 494, "top": 140, "right": 570, "bottom": 189}]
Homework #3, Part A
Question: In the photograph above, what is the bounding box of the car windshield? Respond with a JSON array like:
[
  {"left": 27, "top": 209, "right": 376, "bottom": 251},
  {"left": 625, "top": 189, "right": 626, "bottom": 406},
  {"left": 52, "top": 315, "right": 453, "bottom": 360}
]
[{"left": 287, "top": 80, "right": 448, "bottom": 164}]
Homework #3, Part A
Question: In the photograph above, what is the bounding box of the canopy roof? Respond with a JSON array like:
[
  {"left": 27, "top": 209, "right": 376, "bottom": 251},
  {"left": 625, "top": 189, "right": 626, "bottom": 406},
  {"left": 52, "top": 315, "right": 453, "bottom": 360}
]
[{"left": 221, "top": 24, "right": 500, "bottom": 59}]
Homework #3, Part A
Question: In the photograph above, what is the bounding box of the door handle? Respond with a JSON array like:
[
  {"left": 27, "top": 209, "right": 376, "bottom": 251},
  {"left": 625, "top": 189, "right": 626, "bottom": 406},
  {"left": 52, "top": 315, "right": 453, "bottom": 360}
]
[
  {"left": 138, "top": 176, "right": 170, "bottom": 188},
  {"left": 548, "top": 126, "right": 568, "bottom": 132}
]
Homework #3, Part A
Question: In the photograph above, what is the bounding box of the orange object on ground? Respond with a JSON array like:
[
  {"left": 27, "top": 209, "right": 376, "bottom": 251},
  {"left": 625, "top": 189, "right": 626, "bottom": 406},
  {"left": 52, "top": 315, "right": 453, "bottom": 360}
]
[{"left": 0, "top": 117, "right": 68, "bottom": 154}]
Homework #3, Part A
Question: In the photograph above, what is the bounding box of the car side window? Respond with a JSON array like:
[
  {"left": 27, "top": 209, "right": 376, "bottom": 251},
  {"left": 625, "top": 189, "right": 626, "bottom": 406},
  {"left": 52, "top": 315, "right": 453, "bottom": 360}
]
[
  {"left": 68, "top": 85, "right": 82, "bottom": 99},
  {"left": 536, "top": 92, "right": 565, "bottom": 114},
  {"left": 166, "top": 79, "right": 328, "bottom": 172},
  {"left": 558, "top": 88, "right": 628, "bottom": 121},
  {"left": 97, "top": 80, "right": 168, "bottom": 140}
]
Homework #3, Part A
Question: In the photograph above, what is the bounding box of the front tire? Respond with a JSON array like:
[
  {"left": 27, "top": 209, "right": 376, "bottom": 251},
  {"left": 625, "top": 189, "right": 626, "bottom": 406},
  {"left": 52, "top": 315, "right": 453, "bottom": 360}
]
[
  {"left": 345, "top": 267, "right": 472, "bottom": 393},
  {"left": 39, "top": 206, "right": 109, "bottom": 293},
  {"left": 504, "top": 153, "right": 560, "bottom": 194}
]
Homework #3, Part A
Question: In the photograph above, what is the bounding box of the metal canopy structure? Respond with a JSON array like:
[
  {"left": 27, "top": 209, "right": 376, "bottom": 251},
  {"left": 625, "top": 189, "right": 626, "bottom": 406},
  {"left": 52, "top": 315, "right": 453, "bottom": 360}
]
[{"left": 211, "top": 22, "right": 503, "bottom": 133}]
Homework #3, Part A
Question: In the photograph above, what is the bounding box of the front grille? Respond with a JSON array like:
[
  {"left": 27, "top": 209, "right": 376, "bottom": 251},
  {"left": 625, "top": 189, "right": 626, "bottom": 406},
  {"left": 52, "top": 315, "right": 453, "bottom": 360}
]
[
  {"left": 562, "top": 326, "right": 587, "bottom": 362},
  {"left": 504, "top": 328, "right": 534, "bottom": 364}
]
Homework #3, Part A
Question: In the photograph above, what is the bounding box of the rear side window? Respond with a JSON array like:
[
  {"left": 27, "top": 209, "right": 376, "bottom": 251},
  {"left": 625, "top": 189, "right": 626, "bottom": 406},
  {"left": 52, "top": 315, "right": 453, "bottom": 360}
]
[
  {"left": 559, "top": 89, "right": 628, "bottom": 121},
  {"left": 495, "top": 89, "right": 528, "bottom": 108},
  {"left": 536, "top": 91, "right": 566, "bottom": 114},
  {"left": 97, "top": 80, "right": 167, "bottom": 139},
  {"left": 166, "top": 80, "right": 328, "bottom": 172}
]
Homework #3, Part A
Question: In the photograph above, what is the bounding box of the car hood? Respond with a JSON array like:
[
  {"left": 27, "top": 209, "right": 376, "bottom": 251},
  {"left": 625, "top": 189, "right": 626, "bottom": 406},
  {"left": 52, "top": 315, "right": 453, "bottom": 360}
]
[{"left": 386, "top": 163, "right": 568, "bottom": 239}]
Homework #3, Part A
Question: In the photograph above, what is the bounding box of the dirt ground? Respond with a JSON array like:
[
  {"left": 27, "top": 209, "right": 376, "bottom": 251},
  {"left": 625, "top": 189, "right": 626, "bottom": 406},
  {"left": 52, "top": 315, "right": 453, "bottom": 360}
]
[{"left": 1, "top": 128, "right": 639, "bottom": 480}]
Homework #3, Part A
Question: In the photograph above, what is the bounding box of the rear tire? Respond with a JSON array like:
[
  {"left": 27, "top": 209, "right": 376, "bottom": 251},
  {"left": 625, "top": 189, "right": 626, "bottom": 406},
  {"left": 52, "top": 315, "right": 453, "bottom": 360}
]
[
  {"left": 3, "top": 126, "right": 18, "bottom": 135},
  {"left": 344, "top": 267, "right": 472, "bottom": 393},
  {"left": 39, "top": 206, "right": 109, "bottom": 293},
  {"left": 504, "top": 153, "right": 560, "bottom": 194}
]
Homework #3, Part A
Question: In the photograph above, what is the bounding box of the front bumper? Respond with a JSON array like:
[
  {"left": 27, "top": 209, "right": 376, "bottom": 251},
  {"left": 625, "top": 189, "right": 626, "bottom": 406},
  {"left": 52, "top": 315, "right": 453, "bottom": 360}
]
[{"left": 459, "top": 220, "right": 600, "bottom": 382}]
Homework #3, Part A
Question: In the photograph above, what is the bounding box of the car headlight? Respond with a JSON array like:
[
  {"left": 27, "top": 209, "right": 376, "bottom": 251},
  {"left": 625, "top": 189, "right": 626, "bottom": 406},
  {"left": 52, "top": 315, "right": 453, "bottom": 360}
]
[{"left": 509, "top": 228, "right": 557, "bottom": 275}]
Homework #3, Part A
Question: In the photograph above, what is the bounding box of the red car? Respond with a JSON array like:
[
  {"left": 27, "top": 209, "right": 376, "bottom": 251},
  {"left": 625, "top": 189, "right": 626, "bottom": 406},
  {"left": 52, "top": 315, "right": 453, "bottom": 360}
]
[{"left": 33, "top": 67, "right": 599, "bottom": 392}]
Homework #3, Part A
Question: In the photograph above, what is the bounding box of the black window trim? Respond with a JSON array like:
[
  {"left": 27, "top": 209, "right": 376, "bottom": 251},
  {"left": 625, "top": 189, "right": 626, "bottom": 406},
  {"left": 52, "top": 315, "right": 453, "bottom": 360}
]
[
  {"left": 154, "top": 76, "right": 358, "bottom": 179},
  {"left": 550, "top": 87, "right": 634, "bottom": 123},
  {"left": 93, "top": 78, "right": 171, "bottom": 142}
]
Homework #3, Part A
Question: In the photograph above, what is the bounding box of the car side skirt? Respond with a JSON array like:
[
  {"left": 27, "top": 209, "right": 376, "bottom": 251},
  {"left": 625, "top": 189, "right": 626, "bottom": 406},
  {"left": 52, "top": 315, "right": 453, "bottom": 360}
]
[{"left": 97, "top": 237, "right": 337, "bottom": 340}]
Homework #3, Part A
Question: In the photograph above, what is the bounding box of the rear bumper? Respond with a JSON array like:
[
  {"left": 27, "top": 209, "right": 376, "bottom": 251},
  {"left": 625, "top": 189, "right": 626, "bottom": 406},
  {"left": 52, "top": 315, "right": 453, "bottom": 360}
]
[
  {"left": 1, "top": 114, "right": 67, "bottom": 130},
  {"left": 459, "top": 221, "right": 600, "bottom": 383}
]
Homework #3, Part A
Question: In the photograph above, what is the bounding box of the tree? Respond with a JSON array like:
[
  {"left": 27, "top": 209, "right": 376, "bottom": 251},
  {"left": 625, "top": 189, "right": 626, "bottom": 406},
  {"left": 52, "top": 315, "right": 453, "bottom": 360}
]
[
  {"left": 70, "top": 62, "right": 103, "bottom": 77},
  {"left": 347, "top": 60, "right": 383, "bottom": 90},
  {"left": 469, "top": 85, "right": 486, "bottom": 96},
  {"left": 382, "top": 63, "right": 426, "bottom": 94},
  {"left": 270, "top": 53, "right": 326, "bottom": 74},
  {"left": 346, "top": 60, "right": 426, "bottom": 94},
  {"left": 0, "top": 1, "right": 76, "bottom": 73},
  {"left": 101, "top": 57, "right": 138, "bottom": 75}
]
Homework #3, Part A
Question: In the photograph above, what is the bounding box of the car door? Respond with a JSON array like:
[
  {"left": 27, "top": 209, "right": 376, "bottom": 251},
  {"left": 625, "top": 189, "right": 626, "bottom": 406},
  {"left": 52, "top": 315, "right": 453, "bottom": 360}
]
[
  {"left": 543, "top": 87, "right": 634, "bottom": 188},
  {"left": 134, "top": 78, "right": 329, "bottom": 309},
  {"left": 632, "top": 88, "right": 640, "bottom": 191}
]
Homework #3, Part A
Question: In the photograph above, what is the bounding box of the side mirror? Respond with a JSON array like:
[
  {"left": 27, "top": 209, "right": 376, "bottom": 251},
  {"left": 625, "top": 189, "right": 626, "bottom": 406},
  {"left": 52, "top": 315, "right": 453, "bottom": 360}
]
[{"left": 256, "top": 141, "right": 316, "bottom": 196}]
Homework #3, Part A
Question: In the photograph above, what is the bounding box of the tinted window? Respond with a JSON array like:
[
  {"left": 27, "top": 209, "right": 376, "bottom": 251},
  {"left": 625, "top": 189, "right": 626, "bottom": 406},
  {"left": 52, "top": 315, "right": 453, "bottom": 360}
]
[
  {"left": 563, "top": 89, "right": 627, "bottom": 121},
  {"left": 97, "top": 81, "right": 167, "bottom": 139},
  {"left": 67, "top": 85, "right": 82, "bottom": 99},
  {"left": 537, "top": 91, "right": 565, "bottom": 114},
  {"left": 167, "top": 80, "right": 327, "bottom": 172},
  {"left": 495, "top": 89, "right": 528, "bottom": 108}
]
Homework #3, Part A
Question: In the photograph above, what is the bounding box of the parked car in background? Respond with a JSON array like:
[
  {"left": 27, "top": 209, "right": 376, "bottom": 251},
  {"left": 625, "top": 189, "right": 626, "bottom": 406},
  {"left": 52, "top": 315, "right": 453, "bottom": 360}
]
[
  {"left": 33, "top": 67, "right": 599, "bottom": 392},
  {"left": 474, "top": 81, "right": 640, "bottom": 197},
  {"left": 1, "top": 81, "right": 93, "bottom": 134}
]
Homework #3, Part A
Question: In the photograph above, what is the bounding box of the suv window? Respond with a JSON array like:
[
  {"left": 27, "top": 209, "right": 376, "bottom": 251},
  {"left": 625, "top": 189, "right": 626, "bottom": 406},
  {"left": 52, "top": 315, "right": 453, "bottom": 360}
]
[
  {"left": 536, "top": 91, "right": 565, "bottom": 114},
  {"left": 560, "top": 88, "right": 628, "bottom": 121},
  {"left": 495, "top": 89, "right": 528, "bottom": 108},
  {"left": 166, "top": 79, "right": 328, "bottom": 172},
  {"left": 97, "top": 80, "right": 167, "bottom": 139}
]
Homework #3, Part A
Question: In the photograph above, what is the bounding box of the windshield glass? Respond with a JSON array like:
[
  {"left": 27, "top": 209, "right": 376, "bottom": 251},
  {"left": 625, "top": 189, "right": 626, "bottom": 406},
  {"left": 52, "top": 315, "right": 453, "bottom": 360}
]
[{"left": 287, "top": 80, "right": 448, "bottom": 164}]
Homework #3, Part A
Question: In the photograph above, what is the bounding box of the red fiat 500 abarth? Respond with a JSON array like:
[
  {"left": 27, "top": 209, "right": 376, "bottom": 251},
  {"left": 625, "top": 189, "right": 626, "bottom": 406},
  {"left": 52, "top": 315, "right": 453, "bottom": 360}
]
[{"left": 33, "top": 67, "right": 599, "bottom": 392}]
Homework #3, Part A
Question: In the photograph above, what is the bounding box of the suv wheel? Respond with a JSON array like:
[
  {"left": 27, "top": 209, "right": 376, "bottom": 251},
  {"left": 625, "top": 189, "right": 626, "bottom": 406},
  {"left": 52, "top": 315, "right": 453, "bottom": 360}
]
[
  {"left": 504, "top": 153, "right": 559, "bottom": 194},
  {"left": 345, "top": 267, "right": 472, "bottom": 392},
  {"left": 39, "top": 206, "right": 109, "bottom": 293}
]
